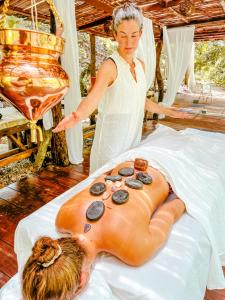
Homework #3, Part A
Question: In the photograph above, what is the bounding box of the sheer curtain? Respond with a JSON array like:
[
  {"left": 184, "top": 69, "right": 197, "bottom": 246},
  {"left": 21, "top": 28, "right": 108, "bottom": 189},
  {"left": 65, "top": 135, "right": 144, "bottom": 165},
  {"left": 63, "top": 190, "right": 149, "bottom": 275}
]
[
  {"left": 43, "top": 0, "right": 83, "bottom": 164},
  {"left": 136, "top": 17, "right": 156, "bottom": 90},
  {"left": 163, "top": 26, "right": 195, "bottom": 106}
]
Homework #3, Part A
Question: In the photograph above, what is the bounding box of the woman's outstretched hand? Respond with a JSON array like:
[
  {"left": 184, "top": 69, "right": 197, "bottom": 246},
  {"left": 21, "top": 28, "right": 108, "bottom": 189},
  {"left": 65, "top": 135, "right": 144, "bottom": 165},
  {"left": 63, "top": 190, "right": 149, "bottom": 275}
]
[
  {"left": 52, "top": 112, "right": 80, "bottom": 133},
  {"left": 167, "top": 107, "right": 196, "bottom": 119}
]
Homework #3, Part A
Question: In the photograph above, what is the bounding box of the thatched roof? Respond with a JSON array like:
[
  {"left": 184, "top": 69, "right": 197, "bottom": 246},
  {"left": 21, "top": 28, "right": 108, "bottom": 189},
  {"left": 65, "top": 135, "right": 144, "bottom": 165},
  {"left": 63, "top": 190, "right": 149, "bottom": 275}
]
[{"left": 2, "top": 0, "right": 225, "bottom": 41}]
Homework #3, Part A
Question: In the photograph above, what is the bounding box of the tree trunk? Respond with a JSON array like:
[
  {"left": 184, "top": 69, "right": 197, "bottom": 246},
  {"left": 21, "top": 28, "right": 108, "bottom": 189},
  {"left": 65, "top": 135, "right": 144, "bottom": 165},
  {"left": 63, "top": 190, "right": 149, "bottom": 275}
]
[
  {"left": 50, "top": 10, "right": 69, "bottom": 166},
  {"left": 34, "top": 129, "right": 52, "bottom": 171}
]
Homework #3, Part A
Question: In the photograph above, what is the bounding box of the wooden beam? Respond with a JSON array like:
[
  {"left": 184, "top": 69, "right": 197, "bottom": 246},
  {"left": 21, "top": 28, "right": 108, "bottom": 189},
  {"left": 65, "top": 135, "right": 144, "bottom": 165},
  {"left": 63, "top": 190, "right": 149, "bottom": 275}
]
[
  {"left": 142, "top": 0, "right": 182, "bottom": 12},
  {"left": 0, "top": 124, "right": 30, "bottom": 138},
  {"left": 196, "top": 25, "right": 225, "bottom": 34},
  {"left": 0, "top": 148, "right": 37, "bottom": 167},
  {"left": 168, "top": 7, "right": 189, "bottom": 23},
  {"left": 78, "top": 16, "right": 111, "bottom": 30},
  {"left": 23, "top": 0, "right": 45, "bottom": 11},
  {"left": 83, "top": 0, "right": 113, "bottom": 14},
  {"left": 168, "top": 15, "right": 225, "bottom": 27},
  {"left": 7, "top": 6, "right": 49, "bottom": 22},
  {"left": 0, "top": 148, "right": 20, "bottom": 160},
  {"left": 8, "top": 135, "right": 27, "bottom": 151}
]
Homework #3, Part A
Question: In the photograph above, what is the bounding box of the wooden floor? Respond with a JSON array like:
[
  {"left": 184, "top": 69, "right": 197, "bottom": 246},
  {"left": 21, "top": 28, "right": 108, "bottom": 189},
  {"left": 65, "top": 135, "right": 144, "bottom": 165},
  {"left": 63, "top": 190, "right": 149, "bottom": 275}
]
[
  {"left": 0, "top": 161, "right": 89, "bottom": 288},
  {"left": 1, "top": 112, "right": 225, "bottom": 299}
]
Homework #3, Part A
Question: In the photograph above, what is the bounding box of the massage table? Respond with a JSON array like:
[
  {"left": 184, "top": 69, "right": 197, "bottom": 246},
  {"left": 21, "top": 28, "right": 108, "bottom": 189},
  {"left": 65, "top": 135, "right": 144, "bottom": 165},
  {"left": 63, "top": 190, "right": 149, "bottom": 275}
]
[{"left": 1, "top": 125, "right": 225, "bottom": 300}]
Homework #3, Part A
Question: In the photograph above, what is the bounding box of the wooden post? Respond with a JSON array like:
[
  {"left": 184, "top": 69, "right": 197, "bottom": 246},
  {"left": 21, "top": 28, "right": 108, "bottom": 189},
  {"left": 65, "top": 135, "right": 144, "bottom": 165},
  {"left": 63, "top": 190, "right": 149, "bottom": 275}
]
[
  {"left": 90, "top": 34, "right": 96, "bottom": 78},
  {"left": 155, "top": 37, "right": 164, "bottom": 103},
  {"left": 89, "top": 34, "right": 97, "bottom": 125},
  {"left": 50, "top": 10, "right": 69, "bottom": 166},
  {"left": 184, "top": 69, "right": 189, "bottom": 86}
]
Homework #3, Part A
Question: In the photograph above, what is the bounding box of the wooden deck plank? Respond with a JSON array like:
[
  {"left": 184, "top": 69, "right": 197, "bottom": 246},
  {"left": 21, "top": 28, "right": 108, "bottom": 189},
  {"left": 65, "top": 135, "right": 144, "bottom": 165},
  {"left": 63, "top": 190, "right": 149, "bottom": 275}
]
[
  {"left": 0, "top": 186, "right": 46, "bottom": 211},
  {"left": 0, "top": 163, "right": 89, "bottom": 289},
  {"left": 0, "top": 240, "right": 17, "bottom": 278},
  {"left": 205, "top": 290, "right": 225, "bottom": 300},
  {"left": 0, "top": 272, "right": 10, "bottom": 288},
  {"left": 0, "top": 198, "right": 26, "bottom": 245},
  {"left": 8, "top": 176, "right": 68, "bottom": 197},
  {"left": 37, "top": 169, "right": 83, "bottom": 189}
]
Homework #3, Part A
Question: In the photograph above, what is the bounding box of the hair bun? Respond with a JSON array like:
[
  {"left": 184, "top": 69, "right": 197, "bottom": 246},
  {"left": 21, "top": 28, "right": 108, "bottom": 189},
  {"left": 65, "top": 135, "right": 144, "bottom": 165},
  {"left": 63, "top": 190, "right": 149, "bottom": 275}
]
[{"left": 32, "top": 236, "right": 60, "bottom": 267}]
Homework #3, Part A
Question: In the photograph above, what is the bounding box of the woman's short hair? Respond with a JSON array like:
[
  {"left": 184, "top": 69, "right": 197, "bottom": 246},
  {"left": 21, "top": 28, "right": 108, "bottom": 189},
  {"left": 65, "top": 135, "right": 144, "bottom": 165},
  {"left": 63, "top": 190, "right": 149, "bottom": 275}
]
[
  {"left": 112, "top": 2, "right": 143, "bottom": 33},
  {"left": 22, "top": 236, "right": 85, "bottom": 300}
]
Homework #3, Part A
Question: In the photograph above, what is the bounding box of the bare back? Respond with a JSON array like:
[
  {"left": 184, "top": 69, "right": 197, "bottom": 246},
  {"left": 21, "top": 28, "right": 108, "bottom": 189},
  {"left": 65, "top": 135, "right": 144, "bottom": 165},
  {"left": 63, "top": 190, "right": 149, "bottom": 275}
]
[{"left": 56, "top": 161, "right": 170, "bottom": 265}]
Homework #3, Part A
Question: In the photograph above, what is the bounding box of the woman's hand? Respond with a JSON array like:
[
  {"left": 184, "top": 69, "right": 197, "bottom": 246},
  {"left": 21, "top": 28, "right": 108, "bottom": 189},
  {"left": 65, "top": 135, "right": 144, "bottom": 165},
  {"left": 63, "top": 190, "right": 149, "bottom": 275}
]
[
  {"left": 166, "top": 107, "right": 192, "bottom": 119},
  {"left": 52, "top": 112, "right": 80, "bottom": 133},
  {"left": 145, "top": 100, "right": 193, "bottom": 119}
]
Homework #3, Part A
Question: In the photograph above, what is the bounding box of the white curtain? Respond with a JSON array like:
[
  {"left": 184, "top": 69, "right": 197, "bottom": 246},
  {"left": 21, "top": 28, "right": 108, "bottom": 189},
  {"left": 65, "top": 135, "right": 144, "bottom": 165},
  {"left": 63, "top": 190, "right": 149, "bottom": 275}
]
[
  {"left": 186, "top": 42, "right": 196, "bottom": 91},
  {"left": 136, "top": 17, "right": 156, "bottom": 91},
  {"left": 163, "top": 26, "right": 195, "bottom": 106},
  {"left": 43, "top": 0, "right": 83, "bottom": 164}
]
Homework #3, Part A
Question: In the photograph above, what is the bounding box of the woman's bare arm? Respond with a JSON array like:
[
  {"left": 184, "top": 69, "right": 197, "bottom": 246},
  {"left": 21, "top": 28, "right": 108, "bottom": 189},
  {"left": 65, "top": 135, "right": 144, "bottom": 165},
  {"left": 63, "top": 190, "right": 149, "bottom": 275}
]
[{"left": 53, "top": 59, "right": 116, "bottom": 132}]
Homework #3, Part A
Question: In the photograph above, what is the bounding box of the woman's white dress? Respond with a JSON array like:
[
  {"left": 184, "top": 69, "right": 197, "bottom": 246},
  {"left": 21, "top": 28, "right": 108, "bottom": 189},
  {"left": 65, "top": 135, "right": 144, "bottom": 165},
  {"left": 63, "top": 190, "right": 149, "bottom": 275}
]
[{"left": 90, "top": 50, "right": 147, "bottom": 173}]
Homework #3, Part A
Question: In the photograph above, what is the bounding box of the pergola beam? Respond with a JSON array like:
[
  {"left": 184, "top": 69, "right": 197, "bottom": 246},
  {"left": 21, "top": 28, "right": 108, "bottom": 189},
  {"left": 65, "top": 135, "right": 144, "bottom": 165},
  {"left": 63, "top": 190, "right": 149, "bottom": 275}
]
[
  {"left": 142, "top": 0, "right": 182, "bottom": 12},
  {"left": 168, "top": 7, "right": 189, "bottom": 23},
  {"left": 83, "top": 0, "right": 113, "bottom": 14},
  {"left": 78, "top": 16, "right": 112, "bottom": 30},
  {"left": 167, "top": 15, "right": 225, "bottom": 27},
  {"left": 6, "top": 6, "right": 49, "bottom": 22}
]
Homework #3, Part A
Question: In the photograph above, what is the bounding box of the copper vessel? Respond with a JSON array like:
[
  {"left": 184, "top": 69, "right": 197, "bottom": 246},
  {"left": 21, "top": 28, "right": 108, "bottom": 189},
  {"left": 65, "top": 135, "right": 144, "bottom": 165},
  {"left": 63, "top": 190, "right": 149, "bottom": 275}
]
[{"left": 0, "top": 28, "right": 70, "bottom": 121}]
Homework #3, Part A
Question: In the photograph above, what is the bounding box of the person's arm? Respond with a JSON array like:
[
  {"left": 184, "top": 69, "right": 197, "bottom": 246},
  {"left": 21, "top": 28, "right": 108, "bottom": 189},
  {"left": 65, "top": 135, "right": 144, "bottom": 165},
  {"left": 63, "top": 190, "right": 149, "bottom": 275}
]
[
  {"left": 145, "top": 99, "right": 191, "bottom": 119},
  {"left": 139, "top": 59, "right": 189, "bottom": 119},
  {"left": 52, "top": 59, "right": 116, "bottom": 132}
]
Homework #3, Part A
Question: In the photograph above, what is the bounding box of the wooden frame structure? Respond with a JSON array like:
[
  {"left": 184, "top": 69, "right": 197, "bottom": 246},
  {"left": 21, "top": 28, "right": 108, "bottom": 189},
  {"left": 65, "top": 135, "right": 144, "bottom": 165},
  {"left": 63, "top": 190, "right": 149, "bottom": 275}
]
[{"left": 2, "top": 0, "right": 225, "bottom": 41}]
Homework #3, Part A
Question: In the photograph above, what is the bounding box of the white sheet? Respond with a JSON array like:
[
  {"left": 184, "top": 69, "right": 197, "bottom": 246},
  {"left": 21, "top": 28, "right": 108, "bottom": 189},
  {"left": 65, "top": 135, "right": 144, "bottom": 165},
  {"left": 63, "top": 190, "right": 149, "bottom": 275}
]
[{"left": 1, "top": 125, "right": 225, "bottom": 300}]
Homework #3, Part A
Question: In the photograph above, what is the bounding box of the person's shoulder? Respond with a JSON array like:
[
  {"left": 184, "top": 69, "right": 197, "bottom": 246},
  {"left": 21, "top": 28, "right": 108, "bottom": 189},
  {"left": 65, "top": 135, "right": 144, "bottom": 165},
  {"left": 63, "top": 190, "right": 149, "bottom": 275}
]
[
  {"left": 101, "top": 57, "right": 117, "bottom": 71},
  {"left": 97, "top": 57, "right": 117, "bottom": 81}
]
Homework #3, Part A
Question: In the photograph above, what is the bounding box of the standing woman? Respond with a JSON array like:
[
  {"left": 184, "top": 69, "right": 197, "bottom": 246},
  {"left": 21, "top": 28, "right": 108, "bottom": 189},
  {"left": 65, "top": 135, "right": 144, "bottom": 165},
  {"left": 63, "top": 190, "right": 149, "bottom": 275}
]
[{"left": 53, "top": 3, "right": 188, "bottom": 173}]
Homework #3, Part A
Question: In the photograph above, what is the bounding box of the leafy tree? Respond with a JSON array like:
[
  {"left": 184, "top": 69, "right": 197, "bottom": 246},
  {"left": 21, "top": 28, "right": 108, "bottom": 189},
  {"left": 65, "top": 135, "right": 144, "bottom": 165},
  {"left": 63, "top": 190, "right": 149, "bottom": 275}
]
[{"left": 195, "top": 41, "right": 225, "bottom": 86}]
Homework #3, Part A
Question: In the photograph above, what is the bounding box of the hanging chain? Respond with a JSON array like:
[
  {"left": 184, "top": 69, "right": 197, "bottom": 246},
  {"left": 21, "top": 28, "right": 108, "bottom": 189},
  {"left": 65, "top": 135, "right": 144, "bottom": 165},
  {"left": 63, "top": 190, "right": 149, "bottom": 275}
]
[
  {"left": 0, "top": 0, "right": 63, "bottom": 30},
  {"left": 46, "top": 0, "right": 63, "bottom": 29},
  {"left": 0, "top": 0, "right": 10, "bottom": 29}
]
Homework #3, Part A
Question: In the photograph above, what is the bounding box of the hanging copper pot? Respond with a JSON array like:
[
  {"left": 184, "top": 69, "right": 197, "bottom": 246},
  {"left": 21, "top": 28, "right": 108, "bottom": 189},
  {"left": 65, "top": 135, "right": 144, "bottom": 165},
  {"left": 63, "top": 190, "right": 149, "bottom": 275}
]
[
  {"left": 0, "top": 0, "right": 70, "bottom": 141},
  {"left": 0, "top": 28, "right": 69, "bottom": 121}
]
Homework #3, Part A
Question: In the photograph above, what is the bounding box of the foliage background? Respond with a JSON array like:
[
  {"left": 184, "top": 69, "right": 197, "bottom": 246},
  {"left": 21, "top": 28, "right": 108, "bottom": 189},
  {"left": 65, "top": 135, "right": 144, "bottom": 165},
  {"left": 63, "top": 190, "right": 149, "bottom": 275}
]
[{"left": 195, "top": 41, "right": 225, "bottom": 87}]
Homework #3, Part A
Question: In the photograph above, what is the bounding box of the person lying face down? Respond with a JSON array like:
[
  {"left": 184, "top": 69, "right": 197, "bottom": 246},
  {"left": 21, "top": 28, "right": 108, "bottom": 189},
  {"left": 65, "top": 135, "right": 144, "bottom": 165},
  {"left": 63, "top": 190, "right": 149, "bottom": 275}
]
[{"left": 22, "top": 158, "right": 186, "bottom": 300}]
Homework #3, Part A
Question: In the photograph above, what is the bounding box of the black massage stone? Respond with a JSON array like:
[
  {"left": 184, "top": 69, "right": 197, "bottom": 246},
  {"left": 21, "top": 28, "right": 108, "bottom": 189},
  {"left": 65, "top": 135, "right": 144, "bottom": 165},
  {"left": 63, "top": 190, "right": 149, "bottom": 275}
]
[
  {"left": 125, "top": 178, "right": 143, "bottom": 190},
  {"left": 118, "top": 167, "right": 134, "bottom": 177},
  {"left": 86, "top": 201, "right": 105, "bottom": 221},
  {"left": 89, "top": 182, "right": 106, "bottom": 196},
  {"left": 112, "top": 189, "right": 129, "bottom": 204},
  {"left": 104, "top": 175, "right": 122, "bottom": 182},
  {"left": 136, "top": 172, "right": 153, "bottom": 185}
]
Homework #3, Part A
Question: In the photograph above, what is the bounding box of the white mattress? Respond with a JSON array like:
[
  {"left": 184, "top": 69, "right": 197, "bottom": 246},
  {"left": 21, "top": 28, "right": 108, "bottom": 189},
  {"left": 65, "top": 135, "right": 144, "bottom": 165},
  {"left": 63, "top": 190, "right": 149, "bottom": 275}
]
[{"left": 2, "top": 125, "right": 225, "bottom": 300}]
